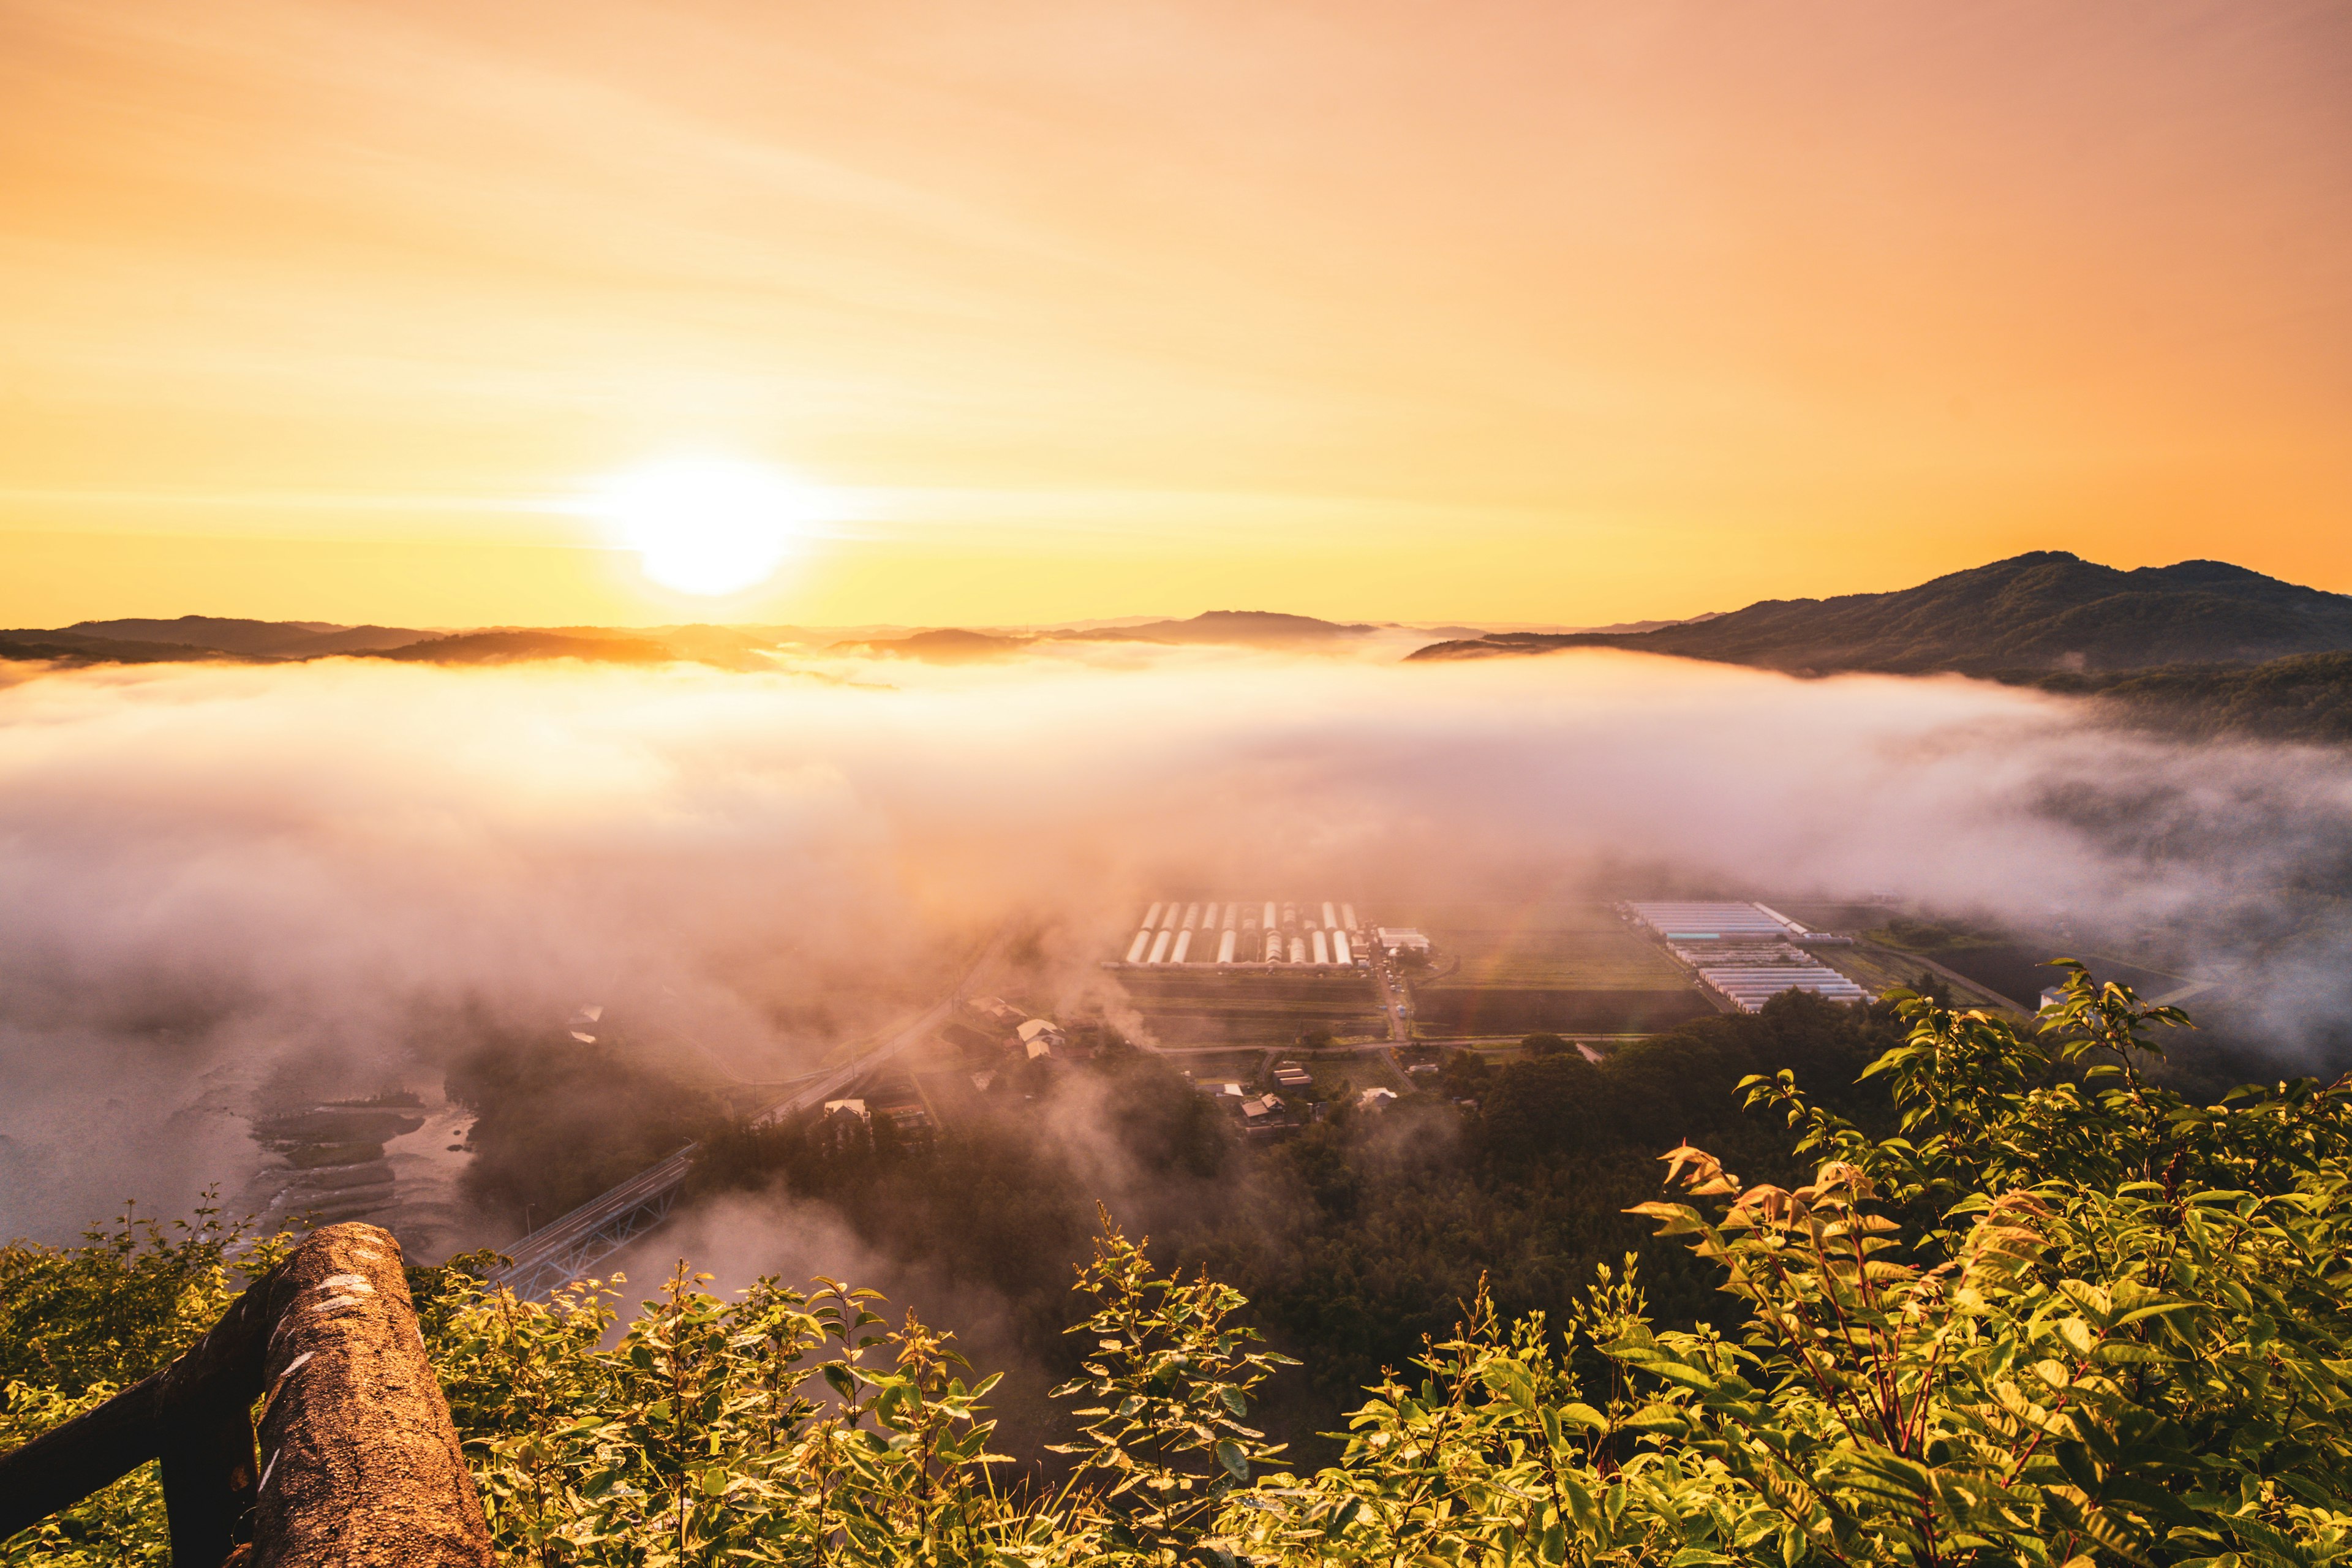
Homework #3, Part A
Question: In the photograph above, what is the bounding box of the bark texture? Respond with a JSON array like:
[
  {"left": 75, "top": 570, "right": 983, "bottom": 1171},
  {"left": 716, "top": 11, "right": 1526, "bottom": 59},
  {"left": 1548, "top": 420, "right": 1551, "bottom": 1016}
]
[{"left": 248, "top": 1223, "right": 491, "bottom": 1568}]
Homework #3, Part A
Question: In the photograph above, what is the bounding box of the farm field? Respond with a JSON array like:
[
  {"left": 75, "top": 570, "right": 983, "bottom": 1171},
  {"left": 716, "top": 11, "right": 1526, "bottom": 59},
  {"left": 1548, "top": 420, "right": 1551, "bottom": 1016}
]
[
  {"left": 1114, "top": 969, "right": 1384, "bottom": 1045},
  {"left": 1920, "top": 945, "right": 2191, "bottom": 1011},
  {"left": 1391, "top": 901, "right": 1702, "bottom": 1036},
  {"left": 1389, "top": 903, "right": 1687, "bottom": 990},
  {"left": 1411, "top": 989, "right": 1716, "bottom": 1036},
  {"left": 1164, "top": 1049, "right": 1275, "bottom": 1083},
  {"left": 1815, "top": 944, "right": 2019, "bottom": 1016}
]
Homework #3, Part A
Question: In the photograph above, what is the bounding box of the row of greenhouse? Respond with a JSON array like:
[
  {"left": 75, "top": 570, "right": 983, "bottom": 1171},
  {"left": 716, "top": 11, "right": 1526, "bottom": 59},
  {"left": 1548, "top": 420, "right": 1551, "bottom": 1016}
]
[
  {"left": 1118, "top": 899, "right": 1366, "bottom": 968},
  {"left": 1621, "top": 900, "right": 1869, "bottom": 1013}
]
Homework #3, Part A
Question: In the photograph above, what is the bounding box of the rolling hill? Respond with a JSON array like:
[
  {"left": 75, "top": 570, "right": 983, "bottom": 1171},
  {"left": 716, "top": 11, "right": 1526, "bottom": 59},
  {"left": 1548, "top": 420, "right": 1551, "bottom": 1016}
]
[
  {"left": 0, "top": 617, "right": 786, "bottom": 671},
  {"left": 831, "top": 628, "right": 1035, "bottom": 660},
  {"left": 1410, "top": 552, "right": 2352, "bottom": 676},
  {"left": 67, "top": 615, "right": 431, "bottom": 657},
  {"left": 1079, "top": 609, "right": 1379, "bottom": 646}
]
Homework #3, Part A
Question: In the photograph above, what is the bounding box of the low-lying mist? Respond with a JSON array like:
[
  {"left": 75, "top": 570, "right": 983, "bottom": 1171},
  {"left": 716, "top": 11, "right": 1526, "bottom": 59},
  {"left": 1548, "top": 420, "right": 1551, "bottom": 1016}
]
[{"left": 4, "top": 638, "right": 2350, "bottom": 1247}]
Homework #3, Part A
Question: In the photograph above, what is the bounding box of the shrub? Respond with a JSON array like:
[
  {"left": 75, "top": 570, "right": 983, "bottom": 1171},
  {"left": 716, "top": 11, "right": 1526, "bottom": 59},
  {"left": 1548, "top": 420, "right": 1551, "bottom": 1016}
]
[{"left": 11, "top": 962, "right": 2352, "bottom": 1565}]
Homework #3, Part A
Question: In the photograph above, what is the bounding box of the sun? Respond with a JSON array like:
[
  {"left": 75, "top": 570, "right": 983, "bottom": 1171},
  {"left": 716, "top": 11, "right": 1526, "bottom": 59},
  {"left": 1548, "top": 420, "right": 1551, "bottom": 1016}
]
[{"left": 587, "top": 456, "right": 835, "bottom": 596}]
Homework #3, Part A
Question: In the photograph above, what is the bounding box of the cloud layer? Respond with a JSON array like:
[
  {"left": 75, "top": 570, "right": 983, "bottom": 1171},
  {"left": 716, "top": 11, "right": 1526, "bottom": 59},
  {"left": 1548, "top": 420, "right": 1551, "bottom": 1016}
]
[{"left": 4, "top": 643, "right": 2349, "bottom": 1242}]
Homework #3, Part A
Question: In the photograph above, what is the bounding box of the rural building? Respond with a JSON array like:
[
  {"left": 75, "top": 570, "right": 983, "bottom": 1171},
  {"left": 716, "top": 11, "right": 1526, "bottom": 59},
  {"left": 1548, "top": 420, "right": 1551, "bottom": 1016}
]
[
  {"left": 1697, "top": 966, "right": 1867, "bottom": 1012},
  {"left": 1629, "top": 900, "right": 1872, "bottom": 1013},
  {"left": 1016, "top": 1018, "right": 1068, "bottom": 1060},
  {"left": 1624, "top": 902, "right": 1798, "bottom": 941},
  {"left": 1114, "top": 896, "right": 1374, "bottom": 968}
]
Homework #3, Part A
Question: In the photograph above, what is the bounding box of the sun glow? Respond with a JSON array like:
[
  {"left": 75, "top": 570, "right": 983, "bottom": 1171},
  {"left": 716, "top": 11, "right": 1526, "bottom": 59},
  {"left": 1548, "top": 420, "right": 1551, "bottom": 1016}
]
[{"left": 587, "top": 458, "right": 836, "bottom": 597}]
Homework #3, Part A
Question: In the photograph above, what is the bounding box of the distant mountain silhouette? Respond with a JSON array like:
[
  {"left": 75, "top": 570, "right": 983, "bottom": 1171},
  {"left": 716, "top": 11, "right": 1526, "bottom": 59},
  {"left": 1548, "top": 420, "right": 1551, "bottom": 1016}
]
[
  {"left": 1409, "top": 552, "right": 2352, "bottom": 676},
  {"left": 832, "top": 628, "right": 1033, "bottom": 661},
  {"left": 0, "top": 628, "right": 257, "bottom": 665},
  {"left": 1081, "top": 609, "right": 1378, "bottom": 646},
  {"left": 0, "top": 617, "right": 786, "bottom": 671},
  {"left": 68, "top": 615, "right": 429, "bottom": 657},
  {"left": 832, "top": 611, "right": 1384, "bottom": 658},
  {"left": 374, "top": 630, "right": 677, "bottom": 665}
]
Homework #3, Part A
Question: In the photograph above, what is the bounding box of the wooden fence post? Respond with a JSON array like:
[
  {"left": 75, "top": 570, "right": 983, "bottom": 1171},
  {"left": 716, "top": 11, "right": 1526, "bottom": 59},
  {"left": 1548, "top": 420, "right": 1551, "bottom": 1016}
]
[{"left": 0, "top": 1222, "right": 492, "bottom": 1567}]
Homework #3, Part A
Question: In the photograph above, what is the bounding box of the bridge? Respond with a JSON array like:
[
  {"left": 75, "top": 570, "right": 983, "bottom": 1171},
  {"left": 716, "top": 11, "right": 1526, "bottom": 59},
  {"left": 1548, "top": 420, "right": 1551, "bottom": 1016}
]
[{"left": 492, "top": 929, "right": 1009, "bottom": 1300}]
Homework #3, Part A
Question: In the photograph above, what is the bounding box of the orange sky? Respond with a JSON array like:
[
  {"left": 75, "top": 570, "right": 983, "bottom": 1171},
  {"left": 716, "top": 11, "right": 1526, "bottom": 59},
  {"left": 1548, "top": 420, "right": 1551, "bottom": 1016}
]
[{"left": 2, "top": 0, "right": 2348, "bottom": 628}]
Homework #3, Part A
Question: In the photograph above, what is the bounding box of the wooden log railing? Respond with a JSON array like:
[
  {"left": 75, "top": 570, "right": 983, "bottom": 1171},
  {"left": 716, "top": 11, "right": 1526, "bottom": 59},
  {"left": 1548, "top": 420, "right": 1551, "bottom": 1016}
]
[{"left": 0, "top": 1222, "right": 492, "bottom": 1567}]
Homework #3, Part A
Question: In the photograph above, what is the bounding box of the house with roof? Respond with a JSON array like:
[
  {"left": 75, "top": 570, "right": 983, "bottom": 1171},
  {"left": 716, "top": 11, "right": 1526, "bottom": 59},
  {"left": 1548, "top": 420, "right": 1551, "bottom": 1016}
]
[{"left": 1015, "top": 1018, "right": 1068, "bottom": 1060}]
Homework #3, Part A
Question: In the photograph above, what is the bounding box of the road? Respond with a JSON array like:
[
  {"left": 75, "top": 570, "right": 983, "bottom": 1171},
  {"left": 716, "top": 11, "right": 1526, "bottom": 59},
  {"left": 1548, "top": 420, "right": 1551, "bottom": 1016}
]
[
  {"left": 1368, "top": 945, "right": 1414, "bottom": 1041},
  {"left": 491, "top": 925, "right": 1012, "bottom": 1300}
]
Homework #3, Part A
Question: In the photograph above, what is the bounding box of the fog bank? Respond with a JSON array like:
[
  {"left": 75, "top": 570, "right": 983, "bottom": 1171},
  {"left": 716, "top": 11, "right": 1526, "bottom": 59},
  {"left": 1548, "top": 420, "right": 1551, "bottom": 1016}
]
[{"left": 4, "top": 642, "right": 2349, "bottom": 1243}]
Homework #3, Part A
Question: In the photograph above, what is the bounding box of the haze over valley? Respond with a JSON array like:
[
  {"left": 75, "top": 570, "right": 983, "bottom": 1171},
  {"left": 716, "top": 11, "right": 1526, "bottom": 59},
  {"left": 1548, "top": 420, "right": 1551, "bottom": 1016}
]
[
  {"left": 7, "top": 5, "right": 2352, "bottom": 1557},
  {"left": 10, "top": 563, "right": 2352, "bottom": 1252}
]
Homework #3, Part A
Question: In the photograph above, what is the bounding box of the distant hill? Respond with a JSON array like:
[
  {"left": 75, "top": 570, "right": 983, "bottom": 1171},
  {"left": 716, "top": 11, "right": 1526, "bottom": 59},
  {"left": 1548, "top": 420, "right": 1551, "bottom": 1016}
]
[
  {"left": 1, "top": 608, "right": 1396, "bottom": 670},
  {"left": 0, "top": 617, "right": 785, "bottom": 671},
  {"left": 831, "top": 611, "right": 1383, "bottom": 658},
  {"left": 68, "top": 615, "right": 429, "bottom": 657},
  {"left": 373, "top": 630, "right": 680, "bottom": 666},
  {"left": 1409, "top": 552, "right": 2352, "bottom": 676},
  {"left": 832, "top": 628, "right": 1033, "bottom": 661},
  {"left": 0, "top": 628, "right": 260, "bottom": 665},
  {"left": 1081, "top": 610, "right": 1378, "bottom": 646}
]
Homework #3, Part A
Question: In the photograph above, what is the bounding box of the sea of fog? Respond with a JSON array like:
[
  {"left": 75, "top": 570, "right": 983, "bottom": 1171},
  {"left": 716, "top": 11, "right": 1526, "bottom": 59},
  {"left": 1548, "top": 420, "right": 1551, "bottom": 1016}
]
[{"left": 4, "top": 638, "right": 2350, "bottom": 1247}]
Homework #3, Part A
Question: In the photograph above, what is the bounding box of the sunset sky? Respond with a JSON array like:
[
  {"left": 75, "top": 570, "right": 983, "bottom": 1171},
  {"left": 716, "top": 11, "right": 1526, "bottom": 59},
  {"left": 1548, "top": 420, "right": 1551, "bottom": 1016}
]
[{"left": 2, "top": 0, "right": 2347, "bottom": 629}]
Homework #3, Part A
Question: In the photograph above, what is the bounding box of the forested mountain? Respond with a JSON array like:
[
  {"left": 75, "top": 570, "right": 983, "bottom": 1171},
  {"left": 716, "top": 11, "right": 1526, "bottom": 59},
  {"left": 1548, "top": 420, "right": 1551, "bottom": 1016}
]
[
  {"left": 2035, "top": 649, "right": 2352, "bottom": 745},
  {"left": 1411, "top": 551, "right": 2352, "bottom": 676}
]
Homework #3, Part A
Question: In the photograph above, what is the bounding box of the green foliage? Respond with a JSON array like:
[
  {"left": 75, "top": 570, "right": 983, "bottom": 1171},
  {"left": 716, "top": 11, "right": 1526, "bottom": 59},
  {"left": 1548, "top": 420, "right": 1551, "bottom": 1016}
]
[
  {"left": 450, "top": 1030, "right": 726, "bottom": 1222},
  {"left": 0, "top": 1195, "right": 288, "bottom": 1396},
  {"left": 13, "top": 966, "right": 2352, "bottom": 1565},
  {"left": 0, "top": 1380, "right": 172, "bottom": 1567},
  {"left": 1049, "top": 1210, "right": 1296, "bottom": 1558},
  {"left": 424, "top": 1215, "right": 1305, "bottom": 1566},
  {"left": 698, "top": 1001, "right": 1892, "bottom": 1457},
  {"left": 2034, "top": 650, "right": 2352, "bottom": 745},
  {"left": 0, "top": 1197, "right": 292, "bottom": 1567}
]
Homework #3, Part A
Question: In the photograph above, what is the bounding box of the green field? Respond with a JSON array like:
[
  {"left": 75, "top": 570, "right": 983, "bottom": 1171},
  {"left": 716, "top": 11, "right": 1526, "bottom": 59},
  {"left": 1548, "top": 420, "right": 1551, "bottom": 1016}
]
[
  {"left": 1389, "top": 904, "right": 1684, "bottom": 990},
  {"left": 1164, "top": 1049, "right": 1274, "bottom": 1082},
  {"left": 1379, "top": 901, "right": 1630, "bottom": 935},
  {"left": 1815, "top": 944, "right": 2026, "bottom": 1017},
  {"left": 1114, "top": 971, "right": 1384, "bottom": 1046}
]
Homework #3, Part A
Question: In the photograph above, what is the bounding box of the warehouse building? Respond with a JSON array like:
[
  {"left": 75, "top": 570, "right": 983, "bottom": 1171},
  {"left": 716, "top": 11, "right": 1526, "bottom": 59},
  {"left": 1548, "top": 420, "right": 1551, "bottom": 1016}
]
[
  {"left": 1624, "top": 902, "right": 1798, "bottom": 941},
  {"left": 1697, "top": 966, "right": 1868, "bottom": 1011},
  {"left": 1627, "top": 900, "right": 1873, "bottom": 1013}
]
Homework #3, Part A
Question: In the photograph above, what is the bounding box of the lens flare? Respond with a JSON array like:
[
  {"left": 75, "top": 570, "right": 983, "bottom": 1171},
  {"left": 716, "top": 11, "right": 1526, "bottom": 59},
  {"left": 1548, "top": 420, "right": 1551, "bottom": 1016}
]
[{"left": 588, "top": 458, "right": 835, "bottom": 596}]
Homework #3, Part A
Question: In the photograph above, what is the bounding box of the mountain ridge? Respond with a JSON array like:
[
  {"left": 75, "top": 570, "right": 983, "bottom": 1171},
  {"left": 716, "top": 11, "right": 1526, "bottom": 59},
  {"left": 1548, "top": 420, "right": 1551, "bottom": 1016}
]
[{"left": 1408, "top": 551, "right": 2352, "bottom": 676}]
